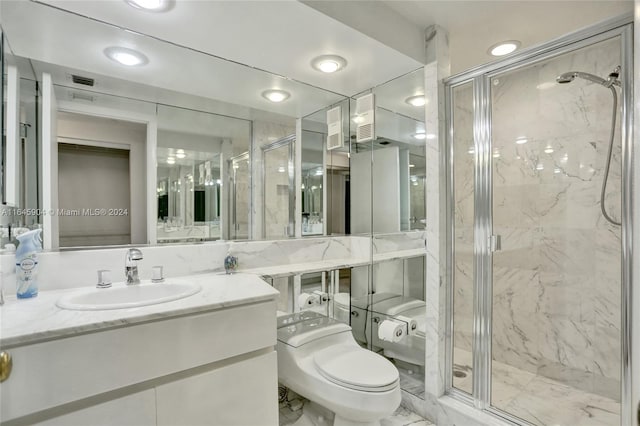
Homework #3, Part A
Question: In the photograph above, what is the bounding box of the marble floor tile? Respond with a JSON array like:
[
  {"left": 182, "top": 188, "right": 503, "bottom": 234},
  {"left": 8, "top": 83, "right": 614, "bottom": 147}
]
[
  {"left": 452, "top": 347, "right": 473, "bottom": 395},
  {"left": 451, "top": 348, "right": 620, "bottom": 426},
  {"left": 502, "top": 374, "right": 619, "bottom": 426},
  {"left": 380, "top": 403, "right": 433, "bottom": 426},
  {"left": 279, "top": 400, "right": 432, "bottom": 426}
]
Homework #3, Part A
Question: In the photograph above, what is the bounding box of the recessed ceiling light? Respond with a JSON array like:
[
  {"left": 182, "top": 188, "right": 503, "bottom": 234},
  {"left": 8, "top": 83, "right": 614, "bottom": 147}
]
[
  {"left": 488, "top": 40, "right": 521, "bottom": 57},
  {"left": 515, "top": 137, "right": 528, "bottom": 145},
  {"left": 405, "top": 95, "right": 426, "bottom": 107},
  {"left": 167, "top": 157, "right": 175, "bottom": 164},
  {"left": 104, "top": 47, "right": 148, "bottom": 67},
  {"left": 311, "top": 55, "right": 347, "bottom": 73},
  {"left": 262, "top": 89, "right": 290, "bottom": 103},
  {"left": 124, "top": 0, "right": 170, "bottom": 11},
  {"left": 544, "top": 146, "right": 554, "bottom": 154},
  {"left": 413, "top": 133, "right": 427, "bottom": 140},
  {"left": 176, "top": 152, "right": 186, "bottom": 159}
]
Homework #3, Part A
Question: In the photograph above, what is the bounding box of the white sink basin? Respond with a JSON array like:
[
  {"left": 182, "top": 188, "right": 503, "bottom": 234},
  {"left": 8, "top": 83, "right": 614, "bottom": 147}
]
[{"left": 56, "top": 280, "right": 201, "bottom": 311}]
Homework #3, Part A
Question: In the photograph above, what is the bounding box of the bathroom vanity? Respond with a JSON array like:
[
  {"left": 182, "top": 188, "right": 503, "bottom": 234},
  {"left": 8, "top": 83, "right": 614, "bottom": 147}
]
[{"left": 0, "top": 273, "right": 279, "bottom": 426}]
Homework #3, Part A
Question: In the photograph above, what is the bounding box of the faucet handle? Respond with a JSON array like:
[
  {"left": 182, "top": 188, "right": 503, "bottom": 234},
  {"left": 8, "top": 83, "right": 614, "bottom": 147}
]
[
  {"left": 151, "top": 266, "right": 164, "bottom": 283},
  {"left": 97, "top": 270, "right": 112, "bottom": 289}
]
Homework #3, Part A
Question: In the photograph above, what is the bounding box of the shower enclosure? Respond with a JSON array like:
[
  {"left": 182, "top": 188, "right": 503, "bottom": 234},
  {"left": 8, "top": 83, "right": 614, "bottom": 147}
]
[{"left": 446, "top": 21, "right": 632, "bottom": 426}]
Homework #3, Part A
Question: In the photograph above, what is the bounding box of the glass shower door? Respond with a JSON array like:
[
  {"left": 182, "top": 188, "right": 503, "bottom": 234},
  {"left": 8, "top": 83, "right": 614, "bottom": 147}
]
[
  {"left": 450, "top": 81, "right": 475, "bottom": 395},
  {"left": 489, "top": 36, "right": 622, "bottom": 425},
  {"left": 228, "top": 153, "right": 250, "bottom": 240},
  {"left": 262, "top": 136, "right": 295, "bottom": 239}
]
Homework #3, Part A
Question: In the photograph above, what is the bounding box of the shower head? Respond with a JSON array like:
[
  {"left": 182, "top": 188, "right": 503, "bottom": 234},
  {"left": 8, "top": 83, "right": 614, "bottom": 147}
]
[
  {"left": 556, "top": 71, "right": 614, "bottom": 87},
  {"left": 556, "top": 72, "right": 577, "bottom": 84}
]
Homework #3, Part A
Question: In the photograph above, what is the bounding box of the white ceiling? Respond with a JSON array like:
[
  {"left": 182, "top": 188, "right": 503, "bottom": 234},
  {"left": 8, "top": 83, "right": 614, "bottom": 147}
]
[
  {"left": 2, "top": 1, "right": 352, "bottom": 119},
  {"left": 4, "top": 0, "right": 627, "bottom": 141},
  {"left": 33, "top": 0, "right": 424, "bottom": 96},
  {"left": 382, "top": 0, "right": 632, "bottom": 74}
]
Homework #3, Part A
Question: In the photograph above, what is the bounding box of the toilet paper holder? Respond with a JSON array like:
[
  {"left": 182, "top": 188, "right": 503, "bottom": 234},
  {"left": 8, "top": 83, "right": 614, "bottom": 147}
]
[
  {"left": 374, "top": 315, "right": 417, "bottom": 331},
  {"left": 298, "top": 291, "right": 329, "bottom": 307}
]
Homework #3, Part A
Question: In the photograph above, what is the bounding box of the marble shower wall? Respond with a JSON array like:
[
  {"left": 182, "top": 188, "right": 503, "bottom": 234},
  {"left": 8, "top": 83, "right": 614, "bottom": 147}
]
[{"left": 453, "top": 37, "right": 622, "bottom": 399}]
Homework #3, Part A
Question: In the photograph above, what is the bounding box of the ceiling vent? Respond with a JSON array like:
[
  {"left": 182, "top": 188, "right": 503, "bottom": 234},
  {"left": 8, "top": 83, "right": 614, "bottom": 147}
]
[
  {"left": 70, "top": 92, "right": 95, "bottom": 103},
  {"left": 71, "top": 74, "right": 95, "bottom": 86},
  {"left": 326, "top": 106, "right": 343, "bottom": 150},
  {"left": 355, "top": 93, "right": 375, "bottom": 143}
]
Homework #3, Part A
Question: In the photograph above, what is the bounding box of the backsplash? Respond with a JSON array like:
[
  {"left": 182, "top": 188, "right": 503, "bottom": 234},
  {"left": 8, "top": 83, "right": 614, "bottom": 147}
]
[{"left": 0, "top": 235, "right": 383, "bottom": 293}]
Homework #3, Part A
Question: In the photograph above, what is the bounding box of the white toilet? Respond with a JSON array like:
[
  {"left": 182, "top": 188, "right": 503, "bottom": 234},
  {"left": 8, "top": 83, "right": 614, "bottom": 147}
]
[{"left": 276, "top": 311, "right": 401, "bottom": 426}]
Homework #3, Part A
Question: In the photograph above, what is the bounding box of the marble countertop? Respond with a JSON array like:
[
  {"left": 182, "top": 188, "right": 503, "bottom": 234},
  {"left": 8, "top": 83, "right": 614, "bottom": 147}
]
[
  {"left": 0, "top": 273, "right": 279, "bottom": 348},
  {"left": 0, "top": 248, "right": 424, "bottom": 348},
  {"left": 242, "top": 257, "right": 371, "bottom": 279},
  {"left": 241, "top": 249, "right": 426, "bottom": 279}
]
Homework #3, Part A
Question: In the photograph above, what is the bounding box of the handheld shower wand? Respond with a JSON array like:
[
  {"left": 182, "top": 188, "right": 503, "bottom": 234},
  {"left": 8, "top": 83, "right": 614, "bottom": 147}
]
[{"left": 556, "top": 66, "right": 622, "bottom": 226}]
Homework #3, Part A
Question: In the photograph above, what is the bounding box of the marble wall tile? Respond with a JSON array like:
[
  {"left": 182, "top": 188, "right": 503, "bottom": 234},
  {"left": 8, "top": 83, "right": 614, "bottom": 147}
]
[
  {"left": 350, "top": 236, "right": 372, "bottom": 259},
  {"left": 0, "top": 242, "right": 231, "bottom": 292},
  {"left": 423, "top": 24, "right": 450, "bottom": 406},
  {"left": 373, "top": 231, "right": 427, "bottom": 254},
  {"left": 0, "top": 236, "right": 356, "bottom": 293}
]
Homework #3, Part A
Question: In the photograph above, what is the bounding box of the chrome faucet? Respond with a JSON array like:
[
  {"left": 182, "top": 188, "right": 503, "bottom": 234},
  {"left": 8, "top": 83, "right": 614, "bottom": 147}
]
[{"left": 125, "top": 248, "right": 143, "bottom": 285}]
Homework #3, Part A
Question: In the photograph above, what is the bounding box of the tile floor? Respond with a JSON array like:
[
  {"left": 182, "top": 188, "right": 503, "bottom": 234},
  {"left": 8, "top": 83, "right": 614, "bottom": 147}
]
[
  {"left": 279, "top": 400, "right": 432, "bottom": 426},
  {"left": 452, "top": 349, "right": 620, "bottom": 426}
]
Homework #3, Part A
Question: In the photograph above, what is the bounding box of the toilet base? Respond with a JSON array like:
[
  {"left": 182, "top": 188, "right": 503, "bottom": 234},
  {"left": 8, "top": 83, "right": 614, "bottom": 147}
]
[{"left": 293, "top": 401, "right": 381, "bottom": 426}]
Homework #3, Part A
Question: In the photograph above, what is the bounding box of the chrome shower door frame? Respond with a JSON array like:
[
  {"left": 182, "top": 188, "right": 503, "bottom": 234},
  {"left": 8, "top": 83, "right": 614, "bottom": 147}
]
[{"left": 444, "top": 16, "right": 634, "bottom": 426}]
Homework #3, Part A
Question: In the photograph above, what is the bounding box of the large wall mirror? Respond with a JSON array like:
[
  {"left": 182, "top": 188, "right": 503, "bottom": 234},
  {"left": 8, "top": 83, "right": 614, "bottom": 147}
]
[
  {"left": 0, "top": 0, "right": 348, "bottom": 249},
  {"left": 348, "top": 68, "right": 428, "bottom": 399}
]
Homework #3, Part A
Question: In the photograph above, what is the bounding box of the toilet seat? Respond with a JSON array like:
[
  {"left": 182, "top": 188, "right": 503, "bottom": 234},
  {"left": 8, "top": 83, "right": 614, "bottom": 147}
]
[{"left": 313, "top": 345, "right": 399, "bottom": 392}]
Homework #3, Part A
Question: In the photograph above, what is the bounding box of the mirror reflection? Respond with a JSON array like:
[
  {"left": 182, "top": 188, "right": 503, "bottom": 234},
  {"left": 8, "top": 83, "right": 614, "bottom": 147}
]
[
  {"left": 155, "top": 104, "right": 250, "bottom": 243},
  {"left": 0, "top": 0, "right": 347, "bottom": 248},
  {"left": 262, "top": 136, "right": 295, "bottom": 239}
]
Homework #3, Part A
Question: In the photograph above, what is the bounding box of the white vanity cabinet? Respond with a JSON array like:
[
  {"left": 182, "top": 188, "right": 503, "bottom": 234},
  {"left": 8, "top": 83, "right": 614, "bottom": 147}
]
[{"left": 0, "top": 297, "right": 279, "bottom": 426}]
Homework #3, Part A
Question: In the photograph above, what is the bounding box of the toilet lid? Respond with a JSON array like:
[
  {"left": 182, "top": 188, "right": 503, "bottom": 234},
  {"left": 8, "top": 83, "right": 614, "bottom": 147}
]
[{"left": 313, "top": 345, "right": 399, "bottom": 392}]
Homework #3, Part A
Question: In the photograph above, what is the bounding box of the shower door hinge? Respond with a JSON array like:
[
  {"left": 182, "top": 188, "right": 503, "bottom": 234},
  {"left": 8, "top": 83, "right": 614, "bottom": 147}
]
[{"left": 489, "top": 235, "right": 501, "bottom": 252}]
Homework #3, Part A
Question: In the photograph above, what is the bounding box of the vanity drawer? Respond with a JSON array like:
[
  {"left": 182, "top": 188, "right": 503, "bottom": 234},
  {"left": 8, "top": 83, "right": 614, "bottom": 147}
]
[{"left": 0, "top": 300, "right": 276, "bottom": 422}]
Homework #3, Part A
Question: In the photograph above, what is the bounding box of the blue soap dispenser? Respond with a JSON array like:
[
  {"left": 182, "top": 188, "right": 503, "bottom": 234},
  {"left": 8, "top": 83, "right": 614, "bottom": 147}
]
[
  {"left": 15, "top": 229, "right": 42, "bottom": 299},
  {"left": 224, "top": 250, "right": 238, "bottom": 275}
]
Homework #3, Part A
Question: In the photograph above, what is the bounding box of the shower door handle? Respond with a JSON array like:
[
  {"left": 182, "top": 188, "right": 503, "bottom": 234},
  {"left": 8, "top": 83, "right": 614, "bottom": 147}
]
[{"left": 489, "top": 235, "right": 501, "bottom": 252}]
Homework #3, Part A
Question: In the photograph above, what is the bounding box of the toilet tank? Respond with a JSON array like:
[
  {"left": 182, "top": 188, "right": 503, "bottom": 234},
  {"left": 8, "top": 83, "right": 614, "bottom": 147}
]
[{"left": 277, "top": 312, "right": 352, "bottom": 348}]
